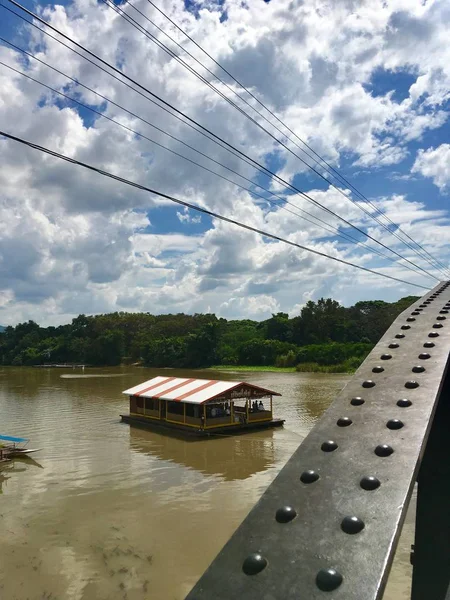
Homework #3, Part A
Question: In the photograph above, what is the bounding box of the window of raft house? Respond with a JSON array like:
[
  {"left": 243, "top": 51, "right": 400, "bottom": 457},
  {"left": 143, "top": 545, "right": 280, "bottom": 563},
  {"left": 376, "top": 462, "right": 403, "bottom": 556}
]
[
  {"left": 145, "top": 398, "right": 158, "bottom": 411},
  {"left": 136, "top": 397, "right": 144, "bottom": 410},
  {"left": 185, "top": 404, "right": 196, "bottom": 417},
  {"left": 167, "top": 401, "right": 184, "bottom": 415}
]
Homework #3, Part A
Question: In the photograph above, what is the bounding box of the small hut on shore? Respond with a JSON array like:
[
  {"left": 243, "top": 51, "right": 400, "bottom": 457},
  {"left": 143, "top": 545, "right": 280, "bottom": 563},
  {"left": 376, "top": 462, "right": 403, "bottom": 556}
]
[{"left": 121, "top": 376, "right": 283, "bottom": 436}]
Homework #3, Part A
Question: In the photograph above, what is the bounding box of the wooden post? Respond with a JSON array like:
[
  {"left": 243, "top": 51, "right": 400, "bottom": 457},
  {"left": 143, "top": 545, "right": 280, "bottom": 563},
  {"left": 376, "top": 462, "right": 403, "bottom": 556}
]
[
  {"left": 203, "top": 404, "right": 206, "bottom": 429},
  {"left": 158, "top": 399, "right": 161, "bottom": 420},
  {"left": 183, "top": 402, "right": 186, "bottom": 424},
  {"left": 246, "top": 399, "right": 249, "bottom": 423},
  {"left": 270, "top": 395, "right": 273, "bottom": 417}
]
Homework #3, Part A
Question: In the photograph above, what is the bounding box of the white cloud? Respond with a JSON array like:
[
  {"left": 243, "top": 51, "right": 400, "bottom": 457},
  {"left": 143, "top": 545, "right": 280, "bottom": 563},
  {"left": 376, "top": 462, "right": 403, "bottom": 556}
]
[
  {"left": 0, "top": 0, "right": 449, "bottom": 325},
  {"left": 412, "top": 144, "right": 450, "bottom": 191}
]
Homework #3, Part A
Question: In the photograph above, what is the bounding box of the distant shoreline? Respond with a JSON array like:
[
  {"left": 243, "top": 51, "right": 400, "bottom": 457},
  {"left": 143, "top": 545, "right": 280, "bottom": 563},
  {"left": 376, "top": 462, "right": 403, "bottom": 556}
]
[{"left": 209, "top": 364, "right": 355, "bottom": 374}]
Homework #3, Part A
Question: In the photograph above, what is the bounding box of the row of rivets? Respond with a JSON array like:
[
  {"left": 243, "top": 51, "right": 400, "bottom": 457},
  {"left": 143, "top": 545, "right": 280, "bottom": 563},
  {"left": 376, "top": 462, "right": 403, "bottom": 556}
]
[{"left": 257, "top": 289, "right": 450, "bottom": 590}]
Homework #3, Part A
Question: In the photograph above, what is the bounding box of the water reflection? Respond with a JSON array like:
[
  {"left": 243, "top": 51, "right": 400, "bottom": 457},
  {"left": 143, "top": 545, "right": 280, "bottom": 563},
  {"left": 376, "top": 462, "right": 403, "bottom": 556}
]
[{"left": 129, "top": 427, "right": 276, "bottom": 481}]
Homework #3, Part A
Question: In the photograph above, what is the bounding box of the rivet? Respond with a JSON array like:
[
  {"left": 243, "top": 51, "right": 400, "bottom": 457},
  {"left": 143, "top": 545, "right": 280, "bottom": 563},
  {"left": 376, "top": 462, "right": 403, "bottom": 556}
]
[
  {"left": 412, "top": 365, "right": 425, "bottom": 373},
  {"left": 242, "top": 553, "right": 268, "bottom": 576},
  {"left": 395, "top": 334, "right": 405, "bottom": 339},
  {"left": 401, "top": 325, "right": 411, "bottom": 330},
  {"left": 387, "top": 419, "right": 404, "bottom": 430},
  {"left": 411, "top": 311, "right": 420, "bottom": 316},
  {"left": 350, "top": 397, "right": 365, "bottom": 406},
  {"left": 275, "top": 506, "right": 297, "bottom": 523},
  {"left": 360, "top": 476, "right": 380, "bottom": 490},
  {"left": 380, "top": 354, "right": 392, "bottom": 360},
  {"left": 337, "top": 417, "right": 352, "bottom": 427},
  {"left": 424, "top": 301, "right": 431, "bottom": 304},
  {"left": 300, "top": 470, "right": 319, "bottom": 484},
  {"left": 437, "top": 316, "right": 446, "bottom": 321},
  {"left": 419, "top": 304, "right": 427, "bottom": 308},
  {"left": 405, "top": 381, "right": 419, "bottom": 389},
  {"left": 439, "top": 310, "right": 448, "bottom": 314},
  {"left": 429, "top": 332, "right": 439, "bottom": 338},
  {"left": 321, "top": 440, "right": 338, "bottom": 452},
  {"left": 316, "top": 568, "right": 343, "bottom": 592},
  {"left": 433, "top": 323, "right": 443, "bottom": 329},
  {"left": 362, "top": 380, "right": 375, "bottom": 388},
  {"left": 375, "top": 444, "right": 394, "bottom": 457},
  {"left": 397, "top": 399, "right": 412, "bottom": 408},
  {"left": 372, "top": 366, "right": 384, "bottom": 373},
  {"left": 418, "top": 353, "right": 431, "bottom": 360},
  {"left": 341, "top": 516, "right": 365, "bottom": 534},
  {"left": 423, "top": 342, "right": 435, "bottom": 348},
  {"left": 416, "top": 308, "right": 424, "bottom": 311},
  {"left": 406, "top": 317, "right": 416, "bottom": 322},
  {"left": 389, "top": 343, "right": 399, "bottom": 349}
]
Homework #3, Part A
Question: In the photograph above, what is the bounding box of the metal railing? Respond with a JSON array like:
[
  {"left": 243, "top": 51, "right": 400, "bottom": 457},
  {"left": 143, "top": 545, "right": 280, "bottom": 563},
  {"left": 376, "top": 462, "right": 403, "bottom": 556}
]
[{"left": 186, "top": 281, "right": 450, "bottom": 600}]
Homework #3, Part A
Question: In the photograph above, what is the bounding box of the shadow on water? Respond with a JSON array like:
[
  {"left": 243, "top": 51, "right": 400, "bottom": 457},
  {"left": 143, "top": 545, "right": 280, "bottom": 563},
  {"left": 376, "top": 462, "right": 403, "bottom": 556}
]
[{"left": 129, "top": 426, "right": 276, "bottom": 482}]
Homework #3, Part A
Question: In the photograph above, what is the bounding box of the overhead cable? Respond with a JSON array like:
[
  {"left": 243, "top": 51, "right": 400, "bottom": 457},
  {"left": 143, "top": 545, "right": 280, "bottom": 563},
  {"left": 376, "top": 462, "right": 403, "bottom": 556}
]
[
  {"left": 143, "top": 0, "right": 450, "bottom": 278},
  {"left": 0, "top": 129, "right": 432, "bottom": 291},
  {"left": 101, "top": 0, "right": 449, "bottom": 278},
  {"left": 0, "top": 40, "right": 431, "bottom": 277},
  {"left": 2, "top": 0, "right": 440, "bottom": 281}
]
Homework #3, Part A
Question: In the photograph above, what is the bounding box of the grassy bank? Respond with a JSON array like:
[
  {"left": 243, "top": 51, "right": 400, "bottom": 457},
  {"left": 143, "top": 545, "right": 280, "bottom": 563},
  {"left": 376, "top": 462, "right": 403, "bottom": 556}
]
[
  {"left": 209, "top": 365, "right": 297, "bottom": 373},
  {"left": 209, "top": 363, "right": 357, "bottom": 374},
  {"left": 295, "top": 362, "right": 357, "bottom": 373}
]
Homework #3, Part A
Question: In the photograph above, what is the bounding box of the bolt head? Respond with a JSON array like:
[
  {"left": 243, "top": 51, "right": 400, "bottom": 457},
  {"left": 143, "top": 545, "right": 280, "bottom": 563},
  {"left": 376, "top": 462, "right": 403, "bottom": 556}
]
[
  {"left": 300, "top": 470, "right": 319, "bottom": 484},
  {"left": 316, "top": 568, "right": 343, "bottom": 591},
  {"left": 242, "top": 553, "right": 267, "bottom": 576},
  {"left": 350, "top": 397, "right": 364, "bottom": 406},
  {"left": 337, "top": 417, "right": 352, "bottom": 427},
  {"left": 375, "top": 444, "right": 394, "bottom": 457},
  {"left": 397, "top": 399, "right": 412, "bottom": 408},
  {"left": 405, "top": 380, "right": 420, "bottom": 389},
  {"left": 341, "top": 516, "right": 365, "bottom": 534},
  {"left": 275, "top": 506, "right": 297, "bottom": 523},
  {"left": 321, "top": 440, "right": 338, "bottom": 452},
  {"left": 362, "top": 380, "right": 376, "bottom": 388},
  {"left": 360, "top": 476, "right": 381, "bottom": 490},
  {"left": 387, "top": 419, "right": 404, "bottom": 430}
]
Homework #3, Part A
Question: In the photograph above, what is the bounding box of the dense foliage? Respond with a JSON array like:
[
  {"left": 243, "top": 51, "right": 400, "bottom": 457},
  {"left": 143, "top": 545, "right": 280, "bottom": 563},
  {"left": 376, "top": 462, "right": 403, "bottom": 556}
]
[{"left": 0, "top": 296, "right": 418, "bottom": 368}]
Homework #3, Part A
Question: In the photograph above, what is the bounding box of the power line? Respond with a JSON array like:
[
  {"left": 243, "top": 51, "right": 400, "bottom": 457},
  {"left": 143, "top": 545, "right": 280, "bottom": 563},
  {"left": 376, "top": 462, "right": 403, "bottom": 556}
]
[
  {"left": 2, "top": 0, "right": 440, "bottom": 281},
  {"left": 102, "top": 0, "right": 449, "bottom": 279},
  {"left": 0, "top": 129, "right": 432, "bottom": 291},
  {"left": 1, "top": 39, "right": 429, "bottom": 277},
  {"left": 143, "top": 0, "right": 450, "bottom": 278}
]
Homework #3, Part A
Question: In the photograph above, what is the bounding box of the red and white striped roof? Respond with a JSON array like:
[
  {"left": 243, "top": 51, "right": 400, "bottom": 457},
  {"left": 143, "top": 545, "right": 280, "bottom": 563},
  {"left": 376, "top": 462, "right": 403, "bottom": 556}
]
[{"left": 122, "top": 376, "right": 280, "bottom": 405}]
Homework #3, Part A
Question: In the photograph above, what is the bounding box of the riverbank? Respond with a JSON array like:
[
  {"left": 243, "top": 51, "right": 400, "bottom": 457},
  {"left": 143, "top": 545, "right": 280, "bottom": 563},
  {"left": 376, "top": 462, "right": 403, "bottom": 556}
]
[
  {"left": 210, "top": 363, "right": 357, "bottom": 374},
  {"left": 209, "top": 365, "right": 296, "bottom": 373}
]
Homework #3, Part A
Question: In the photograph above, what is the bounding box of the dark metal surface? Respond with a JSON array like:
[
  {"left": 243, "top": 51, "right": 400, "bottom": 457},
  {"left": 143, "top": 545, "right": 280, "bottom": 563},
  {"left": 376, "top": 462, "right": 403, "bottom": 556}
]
[
  {"left": 186, "top": 282, "right": 450, "bottom": 600},
  {"left": 411, "top": 362, "right": 450, "bottom": 600}
]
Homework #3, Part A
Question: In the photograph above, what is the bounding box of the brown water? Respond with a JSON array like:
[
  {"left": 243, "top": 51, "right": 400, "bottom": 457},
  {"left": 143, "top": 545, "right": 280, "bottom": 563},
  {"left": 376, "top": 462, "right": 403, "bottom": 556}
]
[{"left": 0, "top": 366, "right": 412, "bottom": 599}]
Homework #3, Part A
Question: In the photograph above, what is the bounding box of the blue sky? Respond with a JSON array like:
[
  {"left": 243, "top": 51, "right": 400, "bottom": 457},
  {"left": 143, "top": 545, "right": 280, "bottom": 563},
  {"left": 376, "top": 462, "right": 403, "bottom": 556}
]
[{"left": 0, "top": 0, "right": 449, "bottom": 325}]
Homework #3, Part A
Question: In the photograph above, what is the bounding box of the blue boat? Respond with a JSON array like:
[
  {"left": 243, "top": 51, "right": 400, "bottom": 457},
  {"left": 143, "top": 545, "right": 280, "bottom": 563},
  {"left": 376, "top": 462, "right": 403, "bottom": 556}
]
[{"left": 0, "top": 434, "right": 41, "bottom": 457}]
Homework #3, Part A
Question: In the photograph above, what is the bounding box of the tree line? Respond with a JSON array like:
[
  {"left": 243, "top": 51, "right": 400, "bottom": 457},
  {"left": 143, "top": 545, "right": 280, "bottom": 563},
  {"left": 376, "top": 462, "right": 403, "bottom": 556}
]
[{"left": 0, "top": 296, "right": 418, "bottom": 369}]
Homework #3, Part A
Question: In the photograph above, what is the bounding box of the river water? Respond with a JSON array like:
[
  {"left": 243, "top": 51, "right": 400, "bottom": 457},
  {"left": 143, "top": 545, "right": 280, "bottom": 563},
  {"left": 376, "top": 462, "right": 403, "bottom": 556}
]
[{"left": 0, "top": 366, "right": 413, "bottom": 599}]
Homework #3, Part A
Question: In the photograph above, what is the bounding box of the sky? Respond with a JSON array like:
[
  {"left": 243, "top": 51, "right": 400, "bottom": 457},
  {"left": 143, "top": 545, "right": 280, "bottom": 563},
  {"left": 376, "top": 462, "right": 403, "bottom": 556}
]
[{"left": 0, "top": 0, "right": 449, "bottom": 326}]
